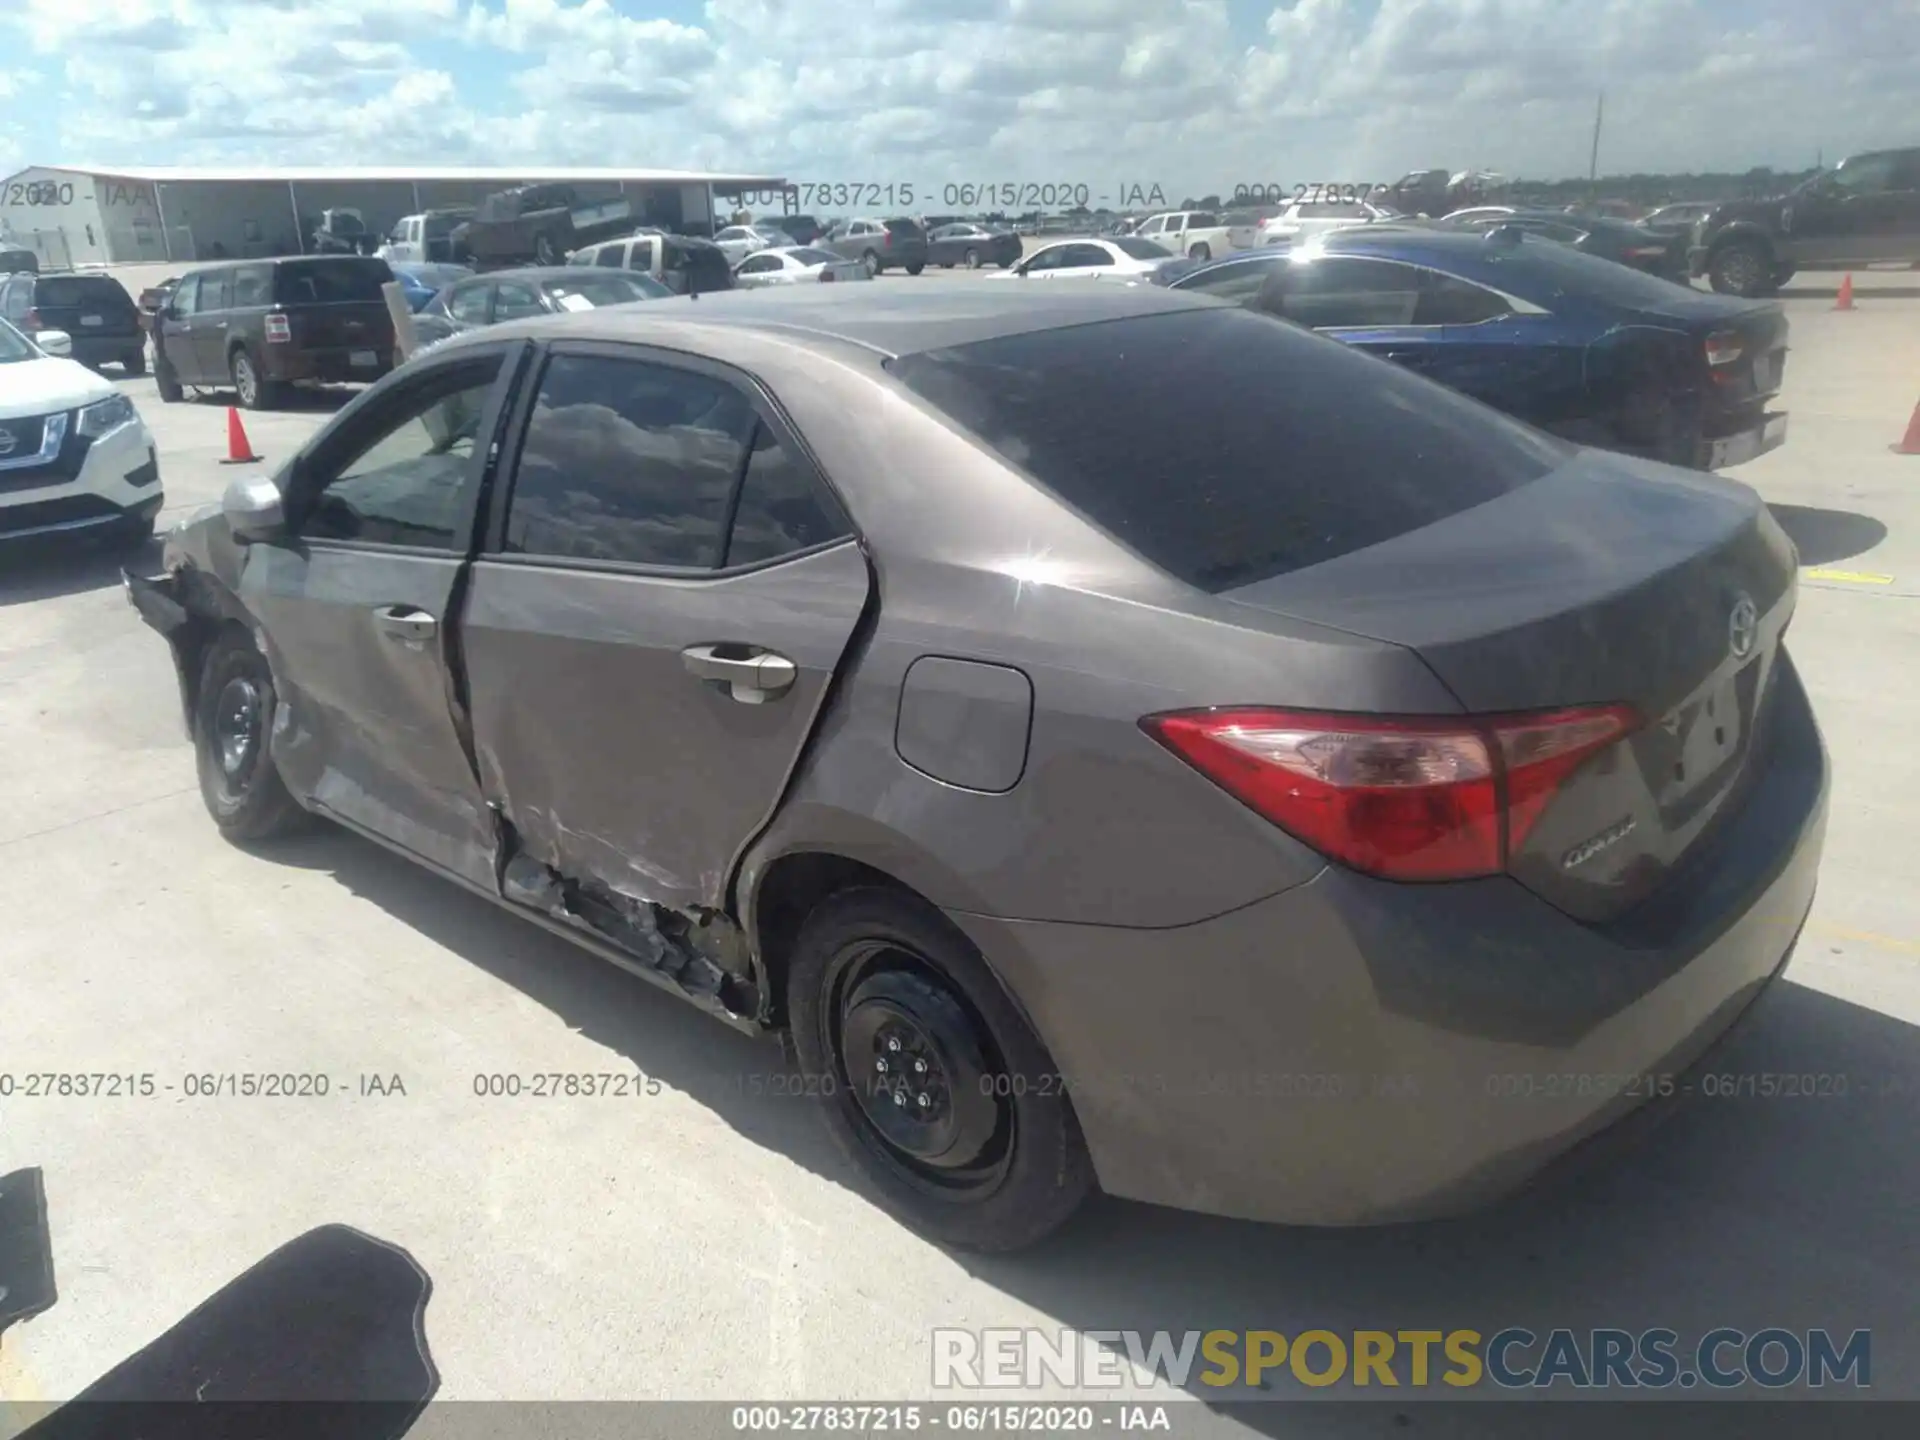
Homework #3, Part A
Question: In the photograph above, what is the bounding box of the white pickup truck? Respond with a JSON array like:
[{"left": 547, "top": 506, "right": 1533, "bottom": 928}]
[{"left": 1132, "top": 209, "right": 1256, "bottom": 261}]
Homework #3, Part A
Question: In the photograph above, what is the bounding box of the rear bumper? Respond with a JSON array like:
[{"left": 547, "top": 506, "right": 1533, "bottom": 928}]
[
  {"left": 262, "top": 346, "right": 393, "bottom": 384},
  {"left": 1699, "top": 410, "right": 1788, "bottom": 470},
  {"left": 951, "top": 659, "right": 1828, "bottom": 1226},
  {"left": 68, "top": 333, "right": 144, "bottom": 364}
]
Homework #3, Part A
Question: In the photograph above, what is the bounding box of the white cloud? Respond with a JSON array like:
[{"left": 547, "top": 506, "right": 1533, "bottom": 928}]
[{"left": 3, "top": 0, "right": 1917, "bottom": 189}]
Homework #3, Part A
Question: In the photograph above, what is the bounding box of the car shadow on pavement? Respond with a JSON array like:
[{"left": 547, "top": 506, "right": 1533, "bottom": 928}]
[
  {"left": 182, "top": 386, "right": 359, "bottom": 415},
  {"left": 0, "top": 533, "right": 159, "bottom": 607},
  {"left": 1768, "top": 505, "right": 1890, "bottom": 568},
  {"left": 270, "top": 825, "right": 1920, "bottom": 1422}
]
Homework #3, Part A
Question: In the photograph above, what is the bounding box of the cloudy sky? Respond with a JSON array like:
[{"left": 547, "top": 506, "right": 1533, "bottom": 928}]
[{"left": 1, "top": 0, "right": 1915, "bottom": 196}]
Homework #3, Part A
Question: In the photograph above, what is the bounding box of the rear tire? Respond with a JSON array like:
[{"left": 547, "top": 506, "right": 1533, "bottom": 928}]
[
  {"left": 1708, "top": 240, "right": 1772, "bottom": 297},
  {"left": 787, "top": 887, "right": 1096, "bottom": 1252},
  {"left": 193, "top": 631, "right": 310, "bottom": 845},
  {"left": 122, "top": 348, "right": 146, "bottom": 376},
  {"left": 230, "top": 347, "right": 281, "bottom": 411},
  {"left": 1188, "top": 242, "right": 1211, "bottom": 261},
  {"left": 905, "top": 262, "right": 925, "bottom": 276}
]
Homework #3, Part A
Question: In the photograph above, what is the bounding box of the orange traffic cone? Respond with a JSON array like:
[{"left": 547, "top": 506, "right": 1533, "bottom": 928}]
[
  {"left": 1893, "top": 397, "right": 1920, "bottom": 455},
  {"left": 219, "top": 406, "right": 260, "bottom": 465},
  {"left": 1834, "top": 273, "right": 1855, "bottom": 311}
]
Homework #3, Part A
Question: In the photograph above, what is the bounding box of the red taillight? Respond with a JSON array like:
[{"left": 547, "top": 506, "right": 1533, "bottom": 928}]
[
  {"left": 1142, "top": 704, "right": 1637, "bottom": 882},
  {"left": 24, "top": 308, "right": 42, "bottom": 329},
  {"left": 1704, "top": 330, "right": 1744, "bottom": 367},
  {"left": 265, "top": 312, "right": 292, "bottom": 343}
]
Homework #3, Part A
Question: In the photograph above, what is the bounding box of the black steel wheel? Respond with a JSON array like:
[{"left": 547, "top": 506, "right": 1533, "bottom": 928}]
[
  {"left": 193, "top": 630, "right": 310, "bottom": 843},
  {"left": 788, "top": 887, "right": 1094, "bottom": 1251}
]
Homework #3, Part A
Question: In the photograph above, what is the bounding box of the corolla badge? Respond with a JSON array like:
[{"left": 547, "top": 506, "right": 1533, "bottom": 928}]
[
  {"left": 1562, "top": 816, "right": 1637, "bottom": 872},
  {"left": 1729, "top": 594, "right": 1759, "bottom": 660}
]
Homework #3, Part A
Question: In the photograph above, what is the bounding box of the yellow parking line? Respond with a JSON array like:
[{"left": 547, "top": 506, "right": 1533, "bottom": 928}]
[
  {"left": 1803, "top": 567, "right": 1894, "bottom": 584},
  {"left": 1811, "top": 924, "right": 1920, "bottom": 958}
]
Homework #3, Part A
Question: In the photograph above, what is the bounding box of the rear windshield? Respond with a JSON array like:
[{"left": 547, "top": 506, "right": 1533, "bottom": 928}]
[
  {"left": 884, "top": 218, "right": 926, "bottom": 236},
  {"left": 34, "top": 276, "right": 134, "bottom": 310},
  {"left": 789, "top": 248, "right": 840, "bottom": 265},
  {"left": 1474, "top": 232, "right": 1709, "bottom": 309},
  {"left": 1115, "top": 237, "right": 1173, "bottom": 260},
  {"left": 542, "top": 272, "right": 670, "bottom": 307},
  {"left": 275, "top": 258, "right": 392, "bottom": 304},
  {"left": 885, "top": 307, "right": 1565, "bottom": 592}
]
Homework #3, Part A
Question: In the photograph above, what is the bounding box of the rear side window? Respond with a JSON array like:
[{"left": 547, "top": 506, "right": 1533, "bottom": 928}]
[
  {"left": 724, "top": 424, "right": 852, "bottom": 567},
  {"left": 593, "top": 246, "right": 624, "bottom": 268},
  {"left": 231, "top": 267, "right": 272, "bottom": 307},
  {"left": 34, "top": 276, "right": 134, "bottom": 310},
  {"left": 275, "top": 259, "right": 391, "bottom": 304},
  {"left": 1257, "top": 258, "right": 1422, "bottom": 327},
  {"left": 885, "top": 307, "right": 1564, "bottom": 593},
  {"left": 504, "top": 354, "right": 757, "bottom": 568}
]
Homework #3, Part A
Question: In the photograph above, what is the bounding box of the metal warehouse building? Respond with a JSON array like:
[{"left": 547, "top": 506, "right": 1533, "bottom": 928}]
[{"left": 0, "top": 165, "right": 791, "bottom": 269}]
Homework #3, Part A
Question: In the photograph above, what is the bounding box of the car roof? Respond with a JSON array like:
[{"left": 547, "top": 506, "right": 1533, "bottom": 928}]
[
  {"left": 459, "top": 276, "right": 1224, "bottom": 362},
  {"left": 467, "top": 266, "right": 628, "bottom": 282}
]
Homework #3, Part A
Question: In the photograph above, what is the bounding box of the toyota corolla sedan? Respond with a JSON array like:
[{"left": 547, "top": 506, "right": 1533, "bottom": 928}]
[{"left": 125, "top": 282, "right": 1827, "bottom": 1252}]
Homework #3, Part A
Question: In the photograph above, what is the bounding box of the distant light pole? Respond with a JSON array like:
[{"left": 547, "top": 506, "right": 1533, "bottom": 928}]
[{"left": 1588, "top": 91, "right": 1604, "bottom": 197}]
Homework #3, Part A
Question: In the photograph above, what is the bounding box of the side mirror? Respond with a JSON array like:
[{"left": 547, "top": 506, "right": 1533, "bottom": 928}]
[
  {"left": 33, "top": 329, "right": 72, "bottom": 358},
  {"left": 221, "top": 474, "right": 287, "bottom": 544}
]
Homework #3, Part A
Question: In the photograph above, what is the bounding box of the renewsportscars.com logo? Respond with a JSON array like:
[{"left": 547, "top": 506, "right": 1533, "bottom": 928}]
[{"left": 932, "top": 1327, "right": 1872, "bottom": 1391}]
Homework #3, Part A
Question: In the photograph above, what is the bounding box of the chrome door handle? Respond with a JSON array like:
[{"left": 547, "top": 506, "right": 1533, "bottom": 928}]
[
  {"left": 374, "top": 606, "right": 437, "bottom": 644},
  {"left": 681, "top": 644, "right": 797, "bottom": 704}
]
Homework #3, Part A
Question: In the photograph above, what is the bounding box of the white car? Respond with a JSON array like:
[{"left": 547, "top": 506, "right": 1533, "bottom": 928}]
[
  {"left": 712, "top": 225, "right": 788, "bottom": 265},
  {"left": 1257, "top": 199, "right": 1396, "bottom": 246},
  {"left": 992, "top": 237, "right": 1177, "bottom": 281},
  {"left": 0, "top": 318, "right": 162, "bottom": 546},
  {"left": 732, "top": 246, "right": 870, "bottom": 288},
  {"left": 1131, "top": 210, "right": 1256, "bottom": 260}
]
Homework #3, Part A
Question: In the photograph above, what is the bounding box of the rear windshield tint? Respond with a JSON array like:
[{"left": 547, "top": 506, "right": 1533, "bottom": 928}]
[
  {"left": 35, "top": 276, "right": 133, "bottom": 309},
  {"left": 274, "top": 258, "right": 391, "bottom": 304},
  {"left": 885, "top": 307, "right": 1566, "bottom": 592},
  {"left": 1473, "top": 233, "right": 1699, "bottom": 308},
  {"left": 1115, "top": 237, "right": 1173, "bottom": 260}
]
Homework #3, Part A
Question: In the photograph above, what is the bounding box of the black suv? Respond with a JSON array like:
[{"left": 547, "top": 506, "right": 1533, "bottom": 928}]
[
  {"left": 1691, "top": 147, "right": 1920, "bottom": 296},
  {"left": 152, "top": 256, "right": 397, "bottom": 410},
  {"left": 0, "top": 271, "right": 145, "bottom": 373}
]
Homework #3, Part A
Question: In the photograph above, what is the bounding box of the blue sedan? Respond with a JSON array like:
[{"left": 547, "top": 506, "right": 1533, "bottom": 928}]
[
  {"left": 1156, "top": 227, "right": 1789, "bottom": 471},
  {"left": 389, "top": 261, "right": 474, "bottom": 312}
]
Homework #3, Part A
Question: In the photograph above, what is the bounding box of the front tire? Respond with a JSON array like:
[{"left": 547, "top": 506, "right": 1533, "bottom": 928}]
[
  {"left": 154, "top": 353, "right": 183, "bottom": 403},
  {"left": 862, "top": 250, "right": 881, "bottom": 277},
  {"left": 1708, "top": 240, "right": 1773, "bottom": 297},
  {"left": 788, "top": 887, "right": 1095, "bottom": 1252},
  {"left": 193, "top": 631, "right": 309, "bottom": 844},
  {"left": 964, "top": 248, "right": 981, "bottom": 270},
  {"left": 905, "top": 261, "right": 925, "bottom": 276}
]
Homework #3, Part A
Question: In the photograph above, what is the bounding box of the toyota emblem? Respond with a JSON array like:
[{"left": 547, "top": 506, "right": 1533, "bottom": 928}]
[
  {"left": 0, "top": 427, "right": 15, "bottom": 457},
  {"left": 1728, "top": 594, "right": 1759, "bottom": 660}
]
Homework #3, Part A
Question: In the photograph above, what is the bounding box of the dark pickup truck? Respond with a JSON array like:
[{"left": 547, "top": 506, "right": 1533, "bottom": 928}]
[
  {"left": 1691, "top": 147, "right": 1920, "bottom": 296},
  {"left": 455, "top": 185, "right": 637, "bottom": 269}
]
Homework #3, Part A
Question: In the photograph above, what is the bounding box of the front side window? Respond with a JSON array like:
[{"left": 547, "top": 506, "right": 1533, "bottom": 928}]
[
  {"left": 594, "top": 246, "right": 624, "bottom": 269},
  {"left": 1830, "top": 154, "right": 1901, "bottom": 195},
  {"left": 503, "top": 354, "right": 757, "bottom": 568},
  {"left": 492, "top": 281, "right": 544, "bottom": 322},
  {"left": 738, "top": 254, "right": 782, "bottom": 275},
  {"left": 301, "top": 359, "right": 501, "bottom": 548},
  {"left": 447, "top": 283, "right": 491, "bottom": 325}
]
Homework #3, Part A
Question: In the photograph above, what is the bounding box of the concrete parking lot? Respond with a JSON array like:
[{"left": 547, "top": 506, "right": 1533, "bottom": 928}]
[{"left": 2, "top": 270, "right": 1917, "bottom": 1420}]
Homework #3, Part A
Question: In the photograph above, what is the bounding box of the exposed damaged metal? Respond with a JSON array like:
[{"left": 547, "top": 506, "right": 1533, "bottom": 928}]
[{"left": 499, "top": 847, "right": 761, "bottom": 1022}]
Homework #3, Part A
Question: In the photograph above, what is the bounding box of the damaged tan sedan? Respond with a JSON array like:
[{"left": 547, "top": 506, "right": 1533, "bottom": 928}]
[{"left": 128, "top": 284, "right": 1827, "bottom": 1254}]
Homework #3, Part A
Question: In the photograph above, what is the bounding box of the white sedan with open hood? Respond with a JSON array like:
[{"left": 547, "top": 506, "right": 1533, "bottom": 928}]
[
  {"left": 0, "top": 318, "right": 162, "bottom": 547},
  {"left": 731, "top": 246, "right": 870, "bottom": 287}
]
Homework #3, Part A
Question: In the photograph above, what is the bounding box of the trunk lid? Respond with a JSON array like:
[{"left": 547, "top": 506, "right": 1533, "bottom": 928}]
[{"left": 1220, "top": 451, "right": 1799, "bottom": 920}]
